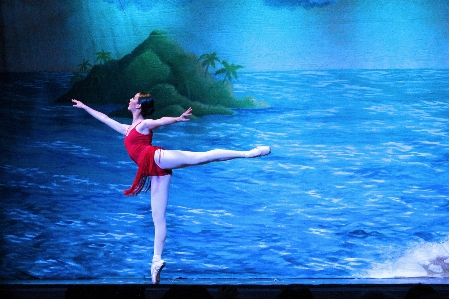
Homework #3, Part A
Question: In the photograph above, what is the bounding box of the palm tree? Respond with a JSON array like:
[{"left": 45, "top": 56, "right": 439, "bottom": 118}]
[
  {"left": 77, "top": 59, "right": 92, "bottom": 72},
  {"left": 95, "top": 49, "right": 112, "bottom": 64},
  {"left": 215, "top": 60, "right": 244, "bottom": 83},
  {"left": 199, "top": 52, "right": 221, "bottom": 76}
]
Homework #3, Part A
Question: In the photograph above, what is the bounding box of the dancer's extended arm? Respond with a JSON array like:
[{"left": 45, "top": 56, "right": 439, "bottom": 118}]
[
  {"left": 72, "top": 99, "right": 128, "bottom": 135},
  {"left": 141, "top": 107, "right": 192, "bottom": 131}
]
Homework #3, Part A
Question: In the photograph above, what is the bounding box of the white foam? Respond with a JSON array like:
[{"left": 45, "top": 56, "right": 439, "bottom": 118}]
[{"left": 366, "top": 238, "right": 449, "bottom": 278}]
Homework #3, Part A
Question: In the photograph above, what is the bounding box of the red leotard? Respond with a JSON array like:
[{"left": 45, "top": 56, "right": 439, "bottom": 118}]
[{"left": 123, "top": 124, "right": 172, "bottom": 196}]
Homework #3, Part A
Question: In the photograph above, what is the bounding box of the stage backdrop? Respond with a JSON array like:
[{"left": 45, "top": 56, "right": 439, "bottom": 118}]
[{"left": 1, "top": 0, "right": 448, "bottom": 282}]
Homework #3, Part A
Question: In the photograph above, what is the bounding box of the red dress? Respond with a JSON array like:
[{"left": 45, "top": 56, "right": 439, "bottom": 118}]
[{"left": 123, "top": 124, "right": 172, "bottom": 196}]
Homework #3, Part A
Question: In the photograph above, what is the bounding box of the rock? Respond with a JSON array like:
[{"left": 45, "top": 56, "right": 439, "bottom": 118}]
[{"left": 422, "top": 256, "right": 449, "bottom": 276}]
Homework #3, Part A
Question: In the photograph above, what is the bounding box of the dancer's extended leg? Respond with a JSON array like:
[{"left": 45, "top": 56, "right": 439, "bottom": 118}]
[{"left": 155, "top": 146, "right": 270, "bottom": 170}]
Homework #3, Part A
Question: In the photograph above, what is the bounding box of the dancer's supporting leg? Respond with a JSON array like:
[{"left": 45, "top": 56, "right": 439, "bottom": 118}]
[
  {"left": 150, "top": 174, "right": 171, "bottom": 284},
  {"left": 155, "top": 146, "right": 270, "bottom": 170},
  {"left": 149, "top": 146, "right": 270, "bottom": 284}
]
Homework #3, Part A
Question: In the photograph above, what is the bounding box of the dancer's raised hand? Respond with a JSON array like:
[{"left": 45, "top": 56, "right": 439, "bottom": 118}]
[
  {"left": 72, "top": 99, "right": 85, "bottom": 109},
  {"left": 178, "top": 107, "right": 192, "bottom": 122}
]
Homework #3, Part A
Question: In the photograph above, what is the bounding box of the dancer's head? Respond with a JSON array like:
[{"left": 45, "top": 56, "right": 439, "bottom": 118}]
[{"left": 137, "top": 92, "right": 155, "bottom": 117}]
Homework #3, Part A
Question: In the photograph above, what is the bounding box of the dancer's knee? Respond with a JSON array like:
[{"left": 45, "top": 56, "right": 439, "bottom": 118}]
[{"left": 152, "top": 212, "right": 166, "bottom": 226}]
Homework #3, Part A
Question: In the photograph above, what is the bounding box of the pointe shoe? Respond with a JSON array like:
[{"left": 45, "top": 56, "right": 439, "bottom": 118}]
[
  {"left": 254, "top": 146, "right": 271, "bottom": 157},
  {"left": 151, "top": 259, "right": 166, "bottom": 284}
]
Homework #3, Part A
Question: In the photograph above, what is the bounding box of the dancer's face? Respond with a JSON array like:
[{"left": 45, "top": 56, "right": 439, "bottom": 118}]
[{"left": 128, "top": 93, "right": 141, "bottom": 111}]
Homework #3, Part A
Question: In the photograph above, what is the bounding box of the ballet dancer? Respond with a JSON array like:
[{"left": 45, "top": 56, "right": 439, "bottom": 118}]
[{"left": 72, "top": 92, "right": 270, "bottom": 284}]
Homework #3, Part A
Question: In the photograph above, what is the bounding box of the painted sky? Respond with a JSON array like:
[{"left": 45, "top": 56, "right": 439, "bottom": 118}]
[{"left": 2, "top": 0, "right": 448, "bottom": 71}]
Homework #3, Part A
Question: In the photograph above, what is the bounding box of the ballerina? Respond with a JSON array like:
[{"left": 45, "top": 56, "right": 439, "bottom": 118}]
[{"left": 72, "top": 92, "right": 270, "bottom": 284}]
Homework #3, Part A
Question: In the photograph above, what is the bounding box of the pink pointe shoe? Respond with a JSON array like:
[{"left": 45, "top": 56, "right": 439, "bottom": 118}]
[
  {"left": 151, "top": 259, "right": 166, "bottom": 284},
  {"left": 254, "top": 146, "right": 271, "bottom": 157}
]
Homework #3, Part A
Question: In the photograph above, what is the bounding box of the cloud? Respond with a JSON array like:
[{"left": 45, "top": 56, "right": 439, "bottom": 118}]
[{"left": 264, "top": 0, "right": 338, "bottom": 8}]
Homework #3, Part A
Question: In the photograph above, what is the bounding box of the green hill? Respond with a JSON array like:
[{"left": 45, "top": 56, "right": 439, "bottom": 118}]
[{"left": 57, "top": 30, "right": 268, "bottom": 118}]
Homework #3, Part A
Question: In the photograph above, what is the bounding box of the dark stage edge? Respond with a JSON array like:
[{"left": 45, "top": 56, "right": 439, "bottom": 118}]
[{"left": 1, "top": 279, "right": 449, "bottom": 299}]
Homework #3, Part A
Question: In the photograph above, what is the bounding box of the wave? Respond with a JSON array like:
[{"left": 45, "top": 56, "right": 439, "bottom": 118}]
[
  {"left": 33, "top": 141, "right": 102, "bottom": 158},
  {"left": 365, "top": 238, "right": 449, "bottom": 278}
]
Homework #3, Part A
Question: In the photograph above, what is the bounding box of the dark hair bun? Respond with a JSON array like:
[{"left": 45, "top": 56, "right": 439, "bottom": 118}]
[{"left": 138, "top": 93, "right": 155, "bottom": 117}]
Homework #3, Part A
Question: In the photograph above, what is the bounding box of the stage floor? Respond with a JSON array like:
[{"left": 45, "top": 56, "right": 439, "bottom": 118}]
[
  {"left": 1, "top": 278, "right": 449, "bottom": 299},
  {"left": 2, "top": 277, "right": 449, "bottom": 285}
]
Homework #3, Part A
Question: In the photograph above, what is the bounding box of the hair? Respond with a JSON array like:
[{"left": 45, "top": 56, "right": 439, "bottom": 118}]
[
  {"left": 360, "top": 290, "right": 396, "bottom": 299},
  {"left": 137, "top": 92, "right": 155, "bottom": 117},
  {"left": 404, "top": 285, "right": 440, "bottom": 299}
]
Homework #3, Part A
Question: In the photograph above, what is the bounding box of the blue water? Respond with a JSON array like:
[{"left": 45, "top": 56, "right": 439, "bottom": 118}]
[{"left": 1, "top": 70, "right": 448, "bottom": 282}]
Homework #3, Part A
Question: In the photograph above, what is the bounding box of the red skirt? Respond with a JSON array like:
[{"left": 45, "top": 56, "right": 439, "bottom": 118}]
[{"left": 124, "top": 146, "right": 172, "bottom": 196}]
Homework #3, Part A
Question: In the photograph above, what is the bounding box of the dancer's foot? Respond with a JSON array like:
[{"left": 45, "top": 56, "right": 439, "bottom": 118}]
[
  {"left": 151, "top": 259, "right": 165, "bottom": 284},
  {"left": 248, "top": 146, "right": 271, "bottom": 158}
]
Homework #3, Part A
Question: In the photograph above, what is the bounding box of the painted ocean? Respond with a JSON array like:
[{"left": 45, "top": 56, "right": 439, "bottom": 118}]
[{"left": 1, "top": 70, "right": 448, "bottom": 283}]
